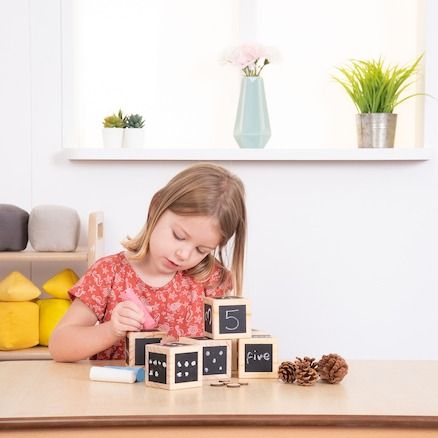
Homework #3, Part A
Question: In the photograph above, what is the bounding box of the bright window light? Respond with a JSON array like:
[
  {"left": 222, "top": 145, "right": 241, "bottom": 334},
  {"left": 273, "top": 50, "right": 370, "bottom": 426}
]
[{"left": 65, "top": 0, "right": 426, "bottom": 149}]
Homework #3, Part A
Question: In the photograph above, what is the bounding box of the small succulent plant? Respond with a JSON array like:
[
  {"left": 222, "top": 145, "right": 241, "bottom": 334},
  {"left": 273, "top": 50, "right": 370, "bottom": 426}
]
[
  {"left": 103, "top": 109, "right": 126, "bottom": 128},
  {"left": 126, "top": 113, "right": 145, "bottom": 129}
]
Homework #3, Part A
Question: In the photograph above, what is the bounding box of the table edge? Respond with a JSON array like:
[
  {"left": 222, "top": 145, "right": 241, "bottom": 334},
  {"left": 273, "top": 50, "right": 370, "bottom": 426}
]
[{"left": 1, "top": 414, "right": 438, "bottom": 430}]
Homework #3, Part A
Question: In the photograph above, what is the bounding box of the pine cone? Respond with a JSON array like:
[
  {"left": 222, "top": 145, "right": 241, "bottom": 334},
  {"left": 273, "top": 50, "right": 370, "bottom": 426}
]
[
  {"left": 302, "top": 356, "right": 318, "bottom": 370},
  {"left": 318, "top": 354, "right": 348, "bottom": 383},
  {"left": 294, "top": 357, "right": 319, "bottom": 386},
  {"left": 278, "top": 361, "right": 296, "bottom": 383}
]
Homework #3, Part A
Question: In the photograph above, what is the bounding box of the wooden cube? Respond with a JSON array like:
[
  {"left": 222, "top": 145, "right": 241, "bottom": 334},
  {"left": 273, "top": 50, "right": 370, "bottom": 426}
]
[
  {"left": 125, "top": 330, "right": 166, "bottom": 367},
  {"left": 238, "top": 335, "right": 279, "bottom": 379},
  {"left": 180, "top": 336, "right": 231, "bottom": 380},
  {"left": 203, "top": 296, "right": 251, "bottom": 340},
  {"left": 231, "top": 339, "right": 239, "bottom": 375},
  {"left": 145, "top": 342, "right": 202, "bottom": 390},
  {"left": 251, "top": 328, "right": 270, "bottom": 337},
  {"left": 231, "top": 329, "right": 269, "bottom": 375}
]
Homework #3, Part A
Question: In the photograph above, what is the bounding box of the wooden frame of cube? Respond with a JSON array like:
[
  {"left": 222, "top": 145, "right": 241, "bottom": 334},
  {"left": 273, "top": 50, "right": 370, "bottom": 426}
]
[
  {"left": 238, "top": 336, "right": 279, "bottom": 379},
  {"left": 125, "top": 330, "right": 167, "bottom": 367},
  {"left": 203, "top": 296, "right": 252, "bottom": 340},
  {"left": 231, "top": 329, "right": 270, "bottom": 374},
  {"left": 180, "top": 336, "right": 232, "bottom": 380},
  {"left": 145, "top": 343, "right": 203, "bottom": 390}
]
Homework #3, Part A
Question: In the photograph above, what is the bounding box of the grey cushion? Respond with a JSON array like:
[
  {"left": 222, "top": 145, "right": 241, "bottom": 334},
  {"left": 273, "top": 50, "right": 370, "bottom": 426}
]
[
  {"left": 0, "top": 204, "right": 29, "bottom": 251},
  {"left": 29, "top": 205, "right": 80, "bottom": 252}
]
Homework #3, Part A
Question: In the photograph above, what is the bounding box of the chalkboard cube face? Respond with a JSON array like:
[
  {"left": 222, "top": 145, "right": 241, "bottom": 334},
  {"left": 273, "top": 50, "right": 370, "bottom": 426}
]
[
  {"left": 203, "top": 297, "right": 251, "bottom": 340},
  {"left": 134, "top": 338, "right": 161, "bottom": 366},
  {"left": 204, "top": 304, "right": 213, "bottom": 333},
  {"left": 148, "top": 352, "right": 167, "bottom": 384},
  {"left": 179, "top": 336, "right": 231, "bottom": 380},
  {"left": 244, "top": 344, "right": 272, "bottom": 372},
  {"left": 219, "top": 305, "right": 246, "bottom": 335},
  {"left": 203, "top": 346, "right": 227, "bottom": 376},
  {"left": 174, "top": 352, "right": 198, "bottom": 383},
  {"left": 125, "top": 330, "right": 166, "bottom": 367},
  {"left": 145, "top": 343, "right": 202, "bottom": 390},
  {"left": 238, "top": 337, "right": 279, "bottom": 379}
]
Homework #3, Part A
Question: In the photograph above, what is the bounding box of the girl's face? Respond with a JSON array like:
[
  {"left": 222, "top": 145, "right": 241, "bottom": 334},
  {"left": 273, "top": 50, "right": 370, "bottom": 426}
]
[{"left": 148, "top": 210, "right": 221, "bottom": 275}]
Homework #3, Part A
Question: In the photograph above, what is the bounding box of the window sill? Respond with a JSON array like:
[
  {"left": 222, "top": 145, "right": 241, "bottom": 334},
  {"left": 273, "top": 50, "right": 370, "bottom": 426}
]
[{"left": 62, "top": 147, "right": 432, "bottom": 162}]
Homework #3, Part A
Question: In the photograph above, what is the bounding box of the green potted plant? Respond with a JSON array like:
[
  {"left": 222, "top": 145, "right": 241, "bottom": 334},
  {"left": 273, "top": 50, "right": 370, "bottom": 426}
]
[
  {"left": 102, "top": 109, "right": 126, "bottom": 148},
  {"left": 123, "top": 113, "right": 145, "bottom": 148},
  {"left": 333, "top": 55, "right": 423, "bottom": 148}
]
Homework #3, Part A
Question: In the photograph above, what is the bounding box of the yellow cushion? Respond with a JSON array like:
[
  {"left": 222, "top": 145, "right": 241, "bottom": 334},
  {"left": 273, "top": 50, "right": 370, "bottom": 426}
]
[
  {"left": 37, "top": 299, "right": 71, "bottom": 346},
  {"left": 42, "top": 269, "right": 78, "bottom": 299},
  {"left": 0, "top": 302, "right": 39, "bottom": 350},
  {"left": 0, "top": 271, "right": 41, "bottom": 302}
]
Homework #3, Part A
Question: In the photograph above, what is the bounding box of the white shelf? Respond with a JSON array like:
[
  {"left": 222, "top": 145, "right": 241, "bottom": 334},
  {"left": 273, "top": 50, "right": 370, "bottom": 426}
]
[
  {"left": 62, "top": 147, "right": 432, "bottom": 161},
  {"left": 0, "top": 249, "right": 88, "bottom": 263},
  {"left": 0, "top": 212, "right": 104, "bottom": 268}
]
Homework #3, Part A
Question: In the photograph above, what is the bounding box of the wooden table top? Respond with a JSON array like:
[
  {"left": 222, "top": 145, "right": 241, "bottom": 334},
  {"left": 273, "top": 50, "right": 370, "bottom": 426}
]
[
  {"left": 1, "top": 360, "right": 438, "bottom": 429},
  {"left": 0, "top": 346, "right": 51, "bottom": 361}
]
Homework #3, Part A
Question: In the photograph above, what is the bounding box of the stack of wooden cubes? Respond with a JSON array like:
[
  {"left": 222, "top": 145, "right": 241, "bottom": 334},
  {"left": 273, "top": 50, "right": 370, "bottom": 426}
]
[{"left": 125, "top": 296, "right": 278, "bottom": 390}]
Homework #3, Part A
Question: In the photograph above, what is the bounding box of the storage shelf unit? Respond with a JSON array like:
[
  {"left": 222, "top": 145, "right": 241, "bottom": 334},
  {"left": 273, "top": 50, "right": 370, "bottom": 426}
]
[{"left": 0, "top": 211, "right": 104, "bottom": 361}]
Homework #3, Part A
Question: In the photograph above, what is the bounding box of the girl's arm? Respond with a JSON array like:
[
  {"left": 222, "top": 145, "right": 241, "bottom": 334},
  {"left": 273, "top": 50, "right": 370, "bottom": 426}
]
[{"left": 49, "top": 299, "right": 144, "bottom": 362}]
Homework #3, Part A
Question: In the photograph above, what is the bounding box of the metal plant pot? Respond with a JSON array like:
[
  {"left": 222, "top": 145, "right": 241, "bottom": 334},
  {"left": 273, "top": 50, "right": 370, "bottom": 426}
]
[{"left": 356, "top": 113, "right": 397, "bottom": 148}]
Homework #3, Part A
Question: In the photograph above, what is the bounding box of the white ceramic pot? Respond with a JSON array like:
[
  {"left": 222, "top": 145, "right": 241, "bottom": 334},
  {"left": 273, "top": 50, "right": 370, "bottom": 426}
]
[
  {"left": 102, "top": 128, "right": 124, "bottom": 148},
  {"left": 123, "top": 128, "right": 145, "bottom": 148}
]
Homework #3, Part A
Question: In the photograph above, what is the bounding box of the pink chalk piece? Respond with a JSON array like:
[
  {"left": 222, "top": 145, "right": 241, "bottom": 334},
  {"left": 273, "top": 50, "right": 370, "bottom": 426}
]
[{"left": 121, "top": 290, "right": 157, "bottom": 330}]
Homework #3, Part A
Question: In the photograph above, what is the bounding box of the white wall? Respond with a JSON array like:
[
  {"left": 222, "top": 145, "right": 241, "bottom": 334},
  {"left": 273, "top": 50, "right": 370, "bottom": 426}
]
[{"left": 1, "top": 0, "right": 438, "bottom": 360}]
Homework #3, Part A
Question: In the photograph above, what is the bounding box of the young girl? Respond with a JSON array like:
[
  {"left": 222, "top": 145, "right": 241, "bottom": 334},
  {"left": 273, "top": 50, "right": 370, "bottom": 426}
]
[{"left": 49, "top": 163, "right": 246, "bottom": 362}]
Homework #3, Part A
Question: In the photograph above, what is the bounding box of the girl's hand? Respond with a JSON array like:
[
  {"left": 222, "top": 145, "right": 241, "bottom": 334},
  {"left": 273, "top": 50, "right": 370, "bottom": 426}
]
[{"left": 110, "top": 301, "right": 144, "bottom": 338}]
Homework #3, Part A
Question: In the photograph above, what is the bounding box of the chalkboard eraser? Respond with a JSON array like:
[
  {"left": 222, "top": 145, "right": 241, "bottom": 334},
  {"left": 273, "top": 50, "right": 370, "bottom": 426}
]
[{"left": 89, "top": 366, "right": 137, "bottom": 383}]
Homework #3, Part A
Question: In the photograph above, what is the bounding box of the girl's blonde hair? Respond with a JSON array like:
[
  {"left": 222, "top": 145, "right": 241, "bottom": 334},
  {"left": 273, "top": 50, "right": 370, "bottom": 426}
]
[{"left": 123, "top": 163, "right": 246, "bottom": 296}]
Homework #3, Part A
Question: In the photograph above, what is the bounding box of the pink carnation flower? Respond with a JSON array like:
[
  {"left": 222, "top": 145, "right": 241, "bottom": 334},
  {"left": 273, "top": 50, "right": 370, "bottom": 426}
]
[
  {"left": 228, "top": 44, "right": 267, "bottom": 68},
  {"left": 224, "top": 43, "right": 272, "bottom": 77}
]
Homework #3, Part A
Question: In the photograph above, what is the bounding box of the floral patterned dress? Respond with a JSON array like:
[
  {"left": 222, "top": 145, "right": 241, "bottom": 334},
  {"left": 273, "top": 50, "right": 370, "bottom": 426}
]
[{"left": 69, "top": 252, "right": 230, "bottom": 359}]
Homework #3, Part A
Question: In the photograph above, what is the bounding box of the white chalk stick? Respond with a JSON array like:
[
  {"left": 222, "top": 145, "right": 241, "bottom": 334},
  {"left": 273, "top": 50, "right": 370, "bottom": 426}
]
[{"left": 89, "top": 366, "right": 137, "bottom": 383}]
